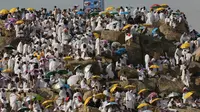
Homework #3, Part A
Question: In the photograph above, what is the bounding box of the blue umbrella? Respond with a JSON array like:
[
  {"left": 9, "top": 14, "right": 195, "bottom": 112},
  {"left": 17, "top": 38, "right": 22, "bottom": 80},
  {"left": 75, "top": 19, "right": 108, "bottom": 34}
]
[
  {"left": 152, "top": 28, "right": 158, "bottom": 34},
  {"left": 77, "top": 11, "right": 84, "bottom": 15},
  {"left": 120, "top": 12, "right": 129, "bottom": 14},
  {"left": 63, "top": 84, "right": 70, "bottom": 89},
  {"left": 106, "top": 102, "right": 118, "bottom": 107},
  {"left": 115, "top": 48, "right": 126, "bottom": 55}
]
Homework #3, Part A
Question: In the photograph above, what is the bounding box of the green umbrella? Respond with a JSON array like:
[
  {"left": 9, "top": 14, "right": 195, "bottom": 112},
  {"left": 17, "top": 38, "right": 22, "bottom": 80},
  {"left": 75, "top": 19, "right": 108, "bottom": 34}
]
[
  {"left": 57, "top": 70, "right": 68, "bottom": 75},
  {"left": 17, "top": 107, "right": 30, "bottom": 112},
  {"left": 5, "top": 45, "right": 14, "bottom": 50},
  {"left": 35, "top": 94, "right": 44, "bottom": 101},
  {"left": 110, "top": 11, "right": 118, "bottom": 15},
  {"left": 45, "top": 71, "right": 57, "bottom": 78},
  {"left": 90, "top": 12, "right": 99, "bottom": 16}
]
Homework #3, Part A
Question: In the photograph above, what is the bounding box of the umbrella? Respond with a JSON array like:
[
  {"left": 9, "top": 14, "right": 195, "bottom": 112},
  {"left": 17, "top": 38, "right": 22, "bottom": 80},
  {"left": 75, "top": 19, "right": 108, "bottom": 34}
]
[
  {"left": 45, "top": 71, "right": 57, "bottom": 78},
  {"left": 63, "top": 56, "right": 73, "bottom": 61},
  {"left": 10, "top": 8, "right": 17, "bottom": 13},
  {"left": 149, "top": 65, "right": 159, "bottom": 69},
  {"left": 152, "top": 28, "right": 159, "bottom": 34},
  {"left": 94, "top": 93, "right": 106, "bottom": 99},
  {"left": 93, "top": 33, "right": 100, "bottom": 38},
  {"left": 2, "top": 69, "right": 12, "bottom": 73},
  {"left": 35, "top": 94, "right": 44, "bottom": 101},
  {"left": 180, "top": 42, "right": 190, "bottom": 49},
  {"left": 91, "top": 75, "right": 101, "bottom": 80},
  {"left": 110, "top": 85, "right": 119, "bottom": 93},
  {"left": 5, "top": 45, "right": 14, "bottom": 50},
  {"left": 16, "top": 20, "right": 24, "bottom": 24},
  {"left": 166, "top": 92, "right": 179, "bottom": 98},
  {"left": 137, "top": 103, "right": 149, "bottom": 109},
  {"left": 74, "top": 65, "right": 81, "bottom": 71},
  {"left": 17, "top": 107, "right": 30, "bottom": 112},
  {"left": 142, "top": 110, "right": 153, "bottom": 112},
  {"left": 148, "top": 92, "right": 158, "bottom": 98},
  {"left": 57, "top": 70, "right": 68, "bottom": 75},
  {"left": 67, "top": 75, "right": 81, "bottom": 86},
  {"left": 90, "top": 12, "right": 99, "bottom": 16},
  {"left": 111, "top": 42, "right": 121, "bottom": 48},
  {"left": 84, "top": 96, "right": 92, "bottom": 106},
  {"left": 45, "top": 104, "right": 53, "bottom": 109},
  {"left": 99, "top": 11, "right": 110, "bottom": 15},
  {"left": 141, "top": 24, "right": 153, "bottom": 28},
  {"left": 184, "top": 91, "right": 195, "bottom": 99},
  {"left": 156, "top": 7, "right": 165, "bottom": 12},
  {"left": 150, "top": 4, "right": 160, "bottom": 9},
  {"left": 138, "top": 89, "right": 148, "bottom": 94},
  {"left": 42, "top": 100, "right": 54, "bottom": 106},
  {"left": 77, "top": 11, "right": 84, "bottom": 15},
  {"left": 106, "top": 6, "right": 115, "bottom": 11},
  {"left": 120, "top": 12, "right": 129, "bottom": 15},
  {"left": 27, "top": 8, "right": 34, "bottom": 11},
  {"left": 124, "top": 85, "right": 136, "bottom": 89},
  {"left": 122, "top": 24, "right": 132, "bottom": 30},
  {"left": 0, "top": 9, "right": 9, "bottom": 15},
  {"left": 150, "top": 98, "right": 160, "bottom": 104},
  {"left": 160, "top": 4, "right": 169, "bottom": 8},
  {"left": 84, "top": 64, "right": 92, "bottom": 73},
  {"left": 115, "top": 48, "right": 126, "bottom": 55},
  {"left": 8, "top": 18, "right": 17, "bottom": 23},
  {"left": 105, "top": 102, "right": 118, "bottom": 107},
  {"left": 110, "top": 11, "right": 118, "bottom": 15}
]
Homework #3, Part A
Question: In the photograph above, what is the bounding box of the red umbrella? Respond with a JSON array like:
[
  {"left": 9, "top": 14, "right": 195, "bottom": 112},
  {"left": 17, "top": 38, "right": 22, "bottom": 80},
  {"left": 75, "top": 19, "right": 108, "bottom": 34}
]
[{"left": 150, "top": 4, "right": 160, "bottom": 9}]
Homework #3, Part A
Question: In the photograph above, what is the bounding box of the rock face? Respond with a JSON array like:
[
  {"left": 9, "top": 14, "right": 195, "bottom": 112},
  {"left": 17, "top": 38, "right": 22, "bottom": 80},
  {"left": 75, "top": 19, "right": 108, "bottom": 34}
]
[
  {"left": 118, "top": 67, "right": 138, "bottom": 78},
  {"left": 158, "top": 20, "right": 189, "bottom": 41},
  {"left": 126, "top": 34, "right": 176, "bottom": 65},
  {"left": 101, "top": 30, "right": 125, "bottom": 44}
]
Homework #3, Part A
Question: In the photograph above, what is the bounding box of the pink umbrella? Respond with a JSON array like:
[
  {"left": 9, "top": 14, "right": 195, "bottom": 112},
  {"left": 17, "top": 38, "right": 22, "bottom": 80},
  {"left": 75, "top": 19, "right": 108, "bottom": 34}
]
[{"left": 148, "top": 92, "right": 158, "bottom": 98}]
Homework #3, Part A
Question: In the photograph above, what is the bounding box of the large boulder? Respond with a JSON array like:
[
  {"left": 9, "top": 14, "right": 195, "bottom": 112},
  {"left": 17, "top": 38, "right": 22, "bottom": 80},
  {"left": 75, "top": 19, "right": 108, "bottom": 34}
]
[
  {"left": 158, "top": 20, "right": 189, "bottom": 41},
  {"left": 101, "top": 30, "right": 125, "bottom": 44},
  {"left": 118, "top": 67, "right": 138, "bottom": 78}
]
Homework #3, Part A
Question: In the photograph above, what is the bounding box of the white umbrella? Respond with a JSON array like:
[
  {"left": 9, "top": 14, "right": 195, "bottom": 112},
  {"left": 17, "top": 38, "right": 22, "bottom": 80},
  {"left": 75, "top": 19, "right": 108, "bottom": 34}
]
[
  {"left": 166, "top": 92, "right": 179, "bottom": 98},
  {"left": 111, "top": 42, "right": 121, "bottom": 48},
  {"left": 84, "top": 64, "right": 92, "bottom": 73},
  {"left": 67, "top": 75, "right": 81, "bottom": 86}
]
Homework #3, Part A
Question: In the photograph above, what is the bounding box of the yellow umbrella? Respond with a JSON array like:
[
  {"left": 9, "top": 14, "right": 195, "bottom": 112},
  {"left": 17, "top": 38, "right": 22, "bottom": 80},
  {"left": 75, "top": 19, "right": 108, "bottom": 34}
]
[
  {"left": 27, "top": 8, "right": 34, "bottom": 11},
  {"left": 91, "top": 75, "right": 101, "bottom": 80},
  {"left": 122, "top": 24, "right": 132, "bottom": 31},
  {"left": 84, "top": 96, "right": 92, "bottom": 106},
  {"left": 10, "top": 8, "right": 17, "bottom": 13},
  {"left": 110, "top": 97, "right": 115, "bottom": 102},
  {"left": 156, "top": 7, "right": 165, "bottom": 12},
  {"left": 106, "top": 6, "right": 114, "bottom": 11},
  {"left": 42, "top": 100, "right": 54, "bottom": 106},
  {"left": 141, "top": 24, "right": 153, "bottom": 28},
  {"left": 93, "top": 33, "right": 100, "bottom": 38},
  {"left": 137, "top": 103, "right": 149, "bottom": 109},
  {"left": 184, "top": 91, "right": 195, "bottom": 99},
  {"left": 0, "top": 9, "right": 9, "bottom": 15},
  {"left": 16, "top": 20, "right": 24, "bottom": 24},
  {"left": 2, "top": 69, "right": 12, "bottom": 73},
  {"left": 63, "top": 56, "right": 73, "bottom": 61},
  {"left": 180, "top": 42, "right": 190, "bottom": 49},
  {"left": 138, "top": 89, "right": 148, "bottom": 94},
  {"left": 149, "top": 65, "right": 159, "bottom": 69},
  {"left": 94, "top": 93, "right": 106, "bottom": 99},
  {"left": 110, "top": 85, "right": 119, "bottom": 93},
  {"left": 124, "top": 85, "right": 136, "bottom": 89},
  {"left": 160, "top": 4, "right": 169, "bottom": 8},
  {"left": 45, "top": 104, "right": 53, "bottom": 109},
  {"left": 150, "top": 98, "right": 160, "bottom": 104}
]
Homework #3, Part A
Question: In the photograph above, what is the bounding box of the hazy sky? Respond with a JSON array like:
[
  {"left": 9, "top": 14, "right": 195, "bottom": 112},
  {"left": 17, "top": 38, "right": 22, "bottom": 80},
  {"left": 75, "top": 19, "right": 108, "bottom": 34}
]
[{"left": 1, "top": 0, "right": 200, "bottom": 30}]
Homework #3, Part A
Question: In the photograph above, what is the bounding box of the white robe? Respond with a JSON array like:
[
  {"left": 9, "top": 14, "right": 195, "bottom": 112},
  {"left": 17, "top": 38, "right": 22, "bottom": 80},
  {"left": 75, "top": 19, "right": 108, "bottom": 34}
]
[
  {"left": 106, "top": 63, "right": 114, "bottom": 79},
  {"left": 95, "top": 38, "right": 101, "bottom": 56},
  {"left": 146, "top": 12, "right": 154, "bottom": 25},
  {"left": 125, "top": 91, "right": 136, "bottom": 109},
  {"left": 17, "top": 42, "right": 23, "bottom": 53},
  {"left": 145, "top": 54, "right": 150, "bottom": 70}
]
